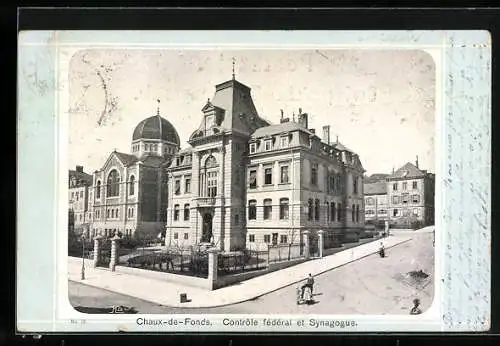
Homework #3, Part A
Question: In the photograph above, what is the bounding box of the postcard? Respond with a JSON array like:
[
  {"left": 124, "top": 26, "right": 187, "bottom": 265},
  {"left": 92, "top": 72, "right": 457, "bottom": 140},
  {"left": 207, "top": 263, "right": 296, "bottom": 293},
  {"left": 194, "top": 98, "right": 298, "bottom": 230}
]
[{"left": 17, "top": 30, "right": 491, "bottom": 333}]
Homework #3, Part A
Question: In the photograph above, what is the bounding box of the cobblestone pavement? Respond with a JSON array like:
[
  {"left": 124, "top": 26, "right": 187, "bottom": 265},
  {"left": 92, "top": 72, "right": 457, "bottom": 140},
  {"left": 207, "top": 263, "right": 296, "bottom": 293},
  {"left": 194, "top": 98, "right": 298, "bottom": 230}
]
[{"left": 69, "top": 230, "right": 434, "bottom": 315}]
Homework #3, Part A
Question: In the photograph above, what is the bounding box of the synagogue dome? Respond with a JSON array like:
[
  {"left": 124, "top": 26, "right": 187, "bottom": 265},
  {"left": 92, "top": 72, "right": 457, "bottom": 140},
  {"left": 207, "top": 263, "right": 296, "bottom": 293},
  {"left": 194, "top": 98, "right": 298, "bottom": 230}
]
[{"left": 132, "top": 115, "right": 180, "bottom": 145}]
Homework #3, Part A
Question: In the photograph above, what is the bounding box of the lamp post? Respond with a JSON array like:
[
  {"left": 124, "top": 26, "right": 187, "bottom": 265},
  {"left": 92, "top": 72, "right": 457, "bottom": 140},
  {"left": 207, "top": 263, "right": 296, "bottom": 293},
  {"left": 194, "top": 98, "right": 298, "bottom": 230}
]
[{"left": 81, "top": 233, "right": 86, "bottom": 280}]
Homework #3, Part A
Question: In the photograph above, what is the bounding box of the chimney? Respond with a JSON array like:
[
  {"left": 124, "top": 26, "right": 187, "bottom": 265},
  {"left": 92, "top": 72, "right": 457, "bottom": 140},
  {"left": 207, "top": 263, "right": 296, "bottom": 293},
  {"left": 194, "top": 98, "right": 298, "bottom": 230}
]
[
  {"left": 76, "top": 165, "right": 83, "bottom": 173},
  {"left": 298, "top": 112, "right": 308, "bottom": 129},
  {"left": 336, "top": 135, "right": 339, "bottom": 144},
  {"left": 416, "top": 155, "right": 419, "bottom": 169},
  {"left": 392, "top": 167, "right": 395, "bottom": 174},
  {"left": 322, "top": 125, "right": 331, "bottom": 144},
  {"left": 280, "top": 109, "right": 284, "bottom": 121}
]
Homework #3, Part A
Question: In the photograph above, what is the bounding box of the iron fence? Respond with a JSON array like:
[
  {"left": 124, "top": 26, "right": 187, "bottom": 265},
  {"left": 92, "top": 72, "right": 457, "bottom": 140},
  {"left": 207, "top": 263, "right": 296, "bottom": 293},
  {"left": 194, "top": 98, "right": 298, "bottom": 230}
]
[
  {"left": 217, "top": 250, "right": 268, "bottom": 276},
  {"left": 268, "top": 244, "right": 304, "bottom": 264},
  {"left": 122, "top": 250, "right": 209, "bottom": 278}
]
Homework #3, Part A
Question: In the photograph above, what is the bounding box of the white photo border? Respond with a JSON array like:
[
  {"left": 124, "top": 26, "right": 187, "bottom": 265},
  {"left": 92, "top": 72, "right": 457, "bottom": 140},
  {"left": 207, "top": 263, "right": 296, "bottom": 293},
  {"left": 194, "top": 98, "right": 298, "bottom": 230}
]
[{"left": 16, "top": 30, "right": 491, "bottom": 333}]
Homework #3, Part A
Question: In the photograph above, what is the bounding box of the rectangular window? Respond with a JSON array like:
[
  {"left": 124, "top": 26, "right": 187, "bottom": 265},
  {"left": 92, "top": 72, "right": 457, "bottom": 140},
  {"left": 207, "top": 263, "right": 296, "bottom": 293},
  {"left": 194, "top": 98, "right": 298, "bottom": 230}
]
[
  {"left": 174, "top": 232, "right": 178, "bottom": 239},
  {"left": 174, "top": 205, "right": 180, "bottom": 221},
  {"left": 311, "top": 163, "right": 318, "bottom": 186},
  {"left": 378, "top": 209, "right": 387, "bottom": 214},
  {"left": 393, "top": 209, "right": 399, "bottom": 217},
  {"left": 264, "top": 167, "right": 273, "bottom": 185},
  {"left": 402, "top": 182, "right": 407, "bottom": 190},
  {"left": 234, "top": 214, "right": 239, "bottom": 224},
  {"left": 393, "top": 196, "right": 400, "bottom": 204},
  {"left": 184, "top": 233, "right": 189, "bottom": 240},
  {"left": 353, "top": 177, "right": 358, "bottom": 194},
  {"left": 249, "top": 169, "right": 257, "bottom": 188},
  {"left": 280, "top": 136, "right": 289, "bottom": 147},
  {"left": 412, "top": 194, "right": 420, "bottom": 203},
  {"left": 248, "top": 200, "right": 257, "bottom": 220},
  {"left": 249, "top": 234, "right": 255, "bottom": 242},
  {"left": 280, "top": 165, "right": 289, "bottom": 184},
  {"left": 280, "top": 234, "right": 288, "bottom": 244},
  {"left": 331, "top": 202, "right": 336, "bottom": 221},
  {"left": 175, "top": 180, "right": 181, "bottom": 195},
  {"left": 279, "top": 198, "right": 289, "bottom": 220},
  {"left": 264, "top": 235, "right": 271, "bottom": 243},
  {"left": 412, "top": 181, "right": 418, "bottom": 189},
  {"left": 308, "top": 199, "right": 314, "bottom": 221},
  {"left": 249, "top": 143, "right": 257, "bottom": 154},
  {"left": 263, "top": 199, "right": 273, "bottom": 220},
  {"left": 207, "top": 171, "right": 218, "bottom": 197},
  {"left": 264, "top": 140, "right": 272, "bottom": 151},
  {"left": 337, "top": 203, "right": 342, "bottom": 222},
  {"left": 272, "top": 233, "right": 278, "bottom": 245},
  {"left": 393, "top": 183, "right": 398, "bottom": 191},
  {"left": 413, "top": 208, "right": 421, "bottom": 216},
  {"left": 80, "top": 191, "right": 83, "bottom": 198},
  {"left": 315, "top": 199, "right": 320, "bottom": 221},
  {"left": 402, "top": 193, "right": 409, "bottom": 204},
  {"left": 185, "top": 178, "right": 191, "bottom": 193},
  {"left": 184, "top": 204, "right": 190, "bottom": 221},
  {"left": 351, "top": 204, "right": 355, "bottom": 222}
]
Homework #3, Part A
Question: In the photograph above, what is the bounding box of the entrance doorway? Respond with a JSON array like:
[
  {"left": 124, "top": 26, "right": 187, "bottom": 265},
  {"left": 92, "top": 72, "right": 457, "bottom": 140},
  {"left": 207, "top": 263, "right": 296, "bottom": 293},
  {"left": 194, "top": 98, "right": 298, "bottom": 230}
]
[{"left": 201, "top": 213, "right": 213, "bottom": 243}]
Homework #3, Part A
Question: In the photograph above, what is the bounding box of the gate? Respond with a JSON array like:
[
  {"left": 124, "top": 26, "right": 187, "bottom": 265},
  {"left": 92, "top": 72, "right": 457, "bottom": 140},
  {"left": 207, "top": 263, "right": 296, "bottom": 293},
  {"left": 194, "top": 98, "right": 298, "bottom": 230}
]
[{"left": 97, "top": 238, "right": 112, "bottom": 268}]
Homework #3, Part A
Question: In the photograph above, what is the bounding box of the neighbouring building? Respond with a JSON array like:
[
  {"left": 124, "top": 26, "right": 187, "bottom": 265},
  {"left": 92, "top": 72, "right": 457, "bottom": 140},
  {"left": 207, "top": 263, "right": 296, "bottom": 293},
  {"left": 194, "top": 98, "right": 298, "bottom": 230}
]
[
  {"left": 88, "top": 106, "right": 180, "bottom": 239},
  {"left": 68, "top": 165, "right": 93, "bottom": 235},
  {"left": 165, "top": 75, "right": 366, "bottom": 253},
  {"left": 364, "top": 179, "right": 389, "bottom": 225},
  {"left": 364, "top": 158, "right": 435, "bottom": 228}
]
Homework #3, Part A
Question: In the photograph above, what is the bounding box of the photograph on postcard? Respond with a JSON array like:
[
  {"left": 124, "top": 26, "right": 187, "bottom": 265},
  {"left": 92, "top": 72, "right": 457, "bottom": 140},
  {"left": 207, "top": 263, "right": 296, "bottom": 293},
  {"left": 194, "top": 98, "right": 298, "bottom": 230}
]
[{"left": 65, "top": 48, "right": 436, "bottom": 315}]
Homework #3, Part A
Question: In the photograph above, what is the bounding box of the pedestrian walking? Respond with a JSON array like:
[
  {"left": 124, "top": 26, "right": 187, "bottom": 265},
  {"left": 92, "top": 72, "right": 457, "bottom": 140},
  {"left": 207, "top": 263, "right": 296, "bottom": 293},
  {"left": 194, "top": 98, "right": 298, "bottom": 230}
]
[
  {"left": 410, "top": 298, "right": 423, "bottom": 315},
  {"left": 379, "top": 241, "right": 385, "bottom": 258}
]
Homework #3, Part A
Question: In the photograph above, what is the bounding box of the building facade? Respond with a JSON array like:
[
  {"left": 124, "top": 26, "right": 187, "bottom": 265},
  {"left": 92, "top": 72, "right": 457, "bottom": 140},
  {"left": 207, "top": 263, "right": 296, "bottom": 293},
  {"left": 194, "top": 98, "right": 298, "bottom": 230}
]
[
  {"left": 363, "top": 181, "right": 389, "bottom": 225},
  {"left": 364, "top": 160, "right": 435, "bottom": 228},
  {"left": 88, "top": 111, "right": 180, "bottom": 239},
  {"left": 165, "top": 76, "right": 366, "bottom": 252},
  {"left": 68, "top": 165, "right": 93, "bottom": 234}
]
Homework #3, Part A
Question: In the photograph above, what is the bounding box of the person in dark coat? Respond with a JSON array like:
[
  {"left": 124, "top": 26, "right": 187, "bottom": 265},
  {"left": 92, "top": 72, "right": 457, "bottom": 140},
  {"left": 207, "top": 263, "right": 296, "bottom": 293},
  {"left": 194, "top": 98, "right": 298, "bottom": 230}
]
[
  {"left": 301, "top": 273, "right": 315, "bottom": 298},
  {"left": 410, "top": 298, "right": 423, "bottom": 315}
]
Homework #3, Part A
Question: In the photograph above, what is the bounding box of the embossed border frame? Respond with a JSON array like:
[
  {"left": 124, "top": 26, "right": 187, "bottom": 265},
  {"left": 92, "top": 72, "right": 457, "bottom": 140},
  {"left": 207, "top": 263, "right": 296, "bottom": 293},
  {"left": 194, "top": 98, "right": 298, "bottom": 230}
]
[{"left": 16, "top": 9, "right": 492, "bottom": 336}]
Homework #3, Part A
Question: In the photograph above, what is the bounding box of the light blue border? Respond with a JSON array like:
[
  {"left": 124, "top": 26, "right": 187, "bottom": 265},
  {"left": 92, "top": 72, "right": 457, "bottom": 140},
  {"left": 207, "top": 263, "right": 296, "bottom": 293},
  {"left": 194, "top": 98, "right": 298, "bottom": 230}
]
[{"left": 17, "top": 30, "right": 491, "bottom": 333}]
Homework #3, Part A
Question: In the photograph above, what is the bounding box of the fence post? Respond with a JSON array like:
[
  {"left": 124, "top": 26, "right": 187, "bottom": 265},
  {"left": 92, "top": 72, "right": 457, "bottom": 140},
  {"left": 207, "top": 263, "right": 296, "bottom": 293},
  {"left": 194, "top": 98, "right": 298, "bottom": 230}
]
[
  {"left": 302, "top": 230, "right": 310, "bottom": 260},
  {"left": 318, "top": 230, "right": 324, "bottom": 258},
  {"left": 207, "top": 248, "right": 218, "bottom": 290},
  {"left": 93, "top": 235, "right": 102, "bottom": 268},
  {"left": 109, "top": 234, "right": 121, "bottom": 271}
]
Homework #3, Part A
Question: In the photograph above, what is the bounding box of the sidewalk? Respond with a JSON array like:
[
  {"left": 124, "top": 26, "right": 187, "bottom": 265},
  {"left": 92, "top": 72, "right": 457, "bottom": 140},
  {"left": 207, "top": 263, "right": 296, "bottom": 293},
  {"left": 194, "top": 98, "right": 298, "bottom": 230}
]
[{"left": 68, "top": 235, "right": 411, "bottom": 308}]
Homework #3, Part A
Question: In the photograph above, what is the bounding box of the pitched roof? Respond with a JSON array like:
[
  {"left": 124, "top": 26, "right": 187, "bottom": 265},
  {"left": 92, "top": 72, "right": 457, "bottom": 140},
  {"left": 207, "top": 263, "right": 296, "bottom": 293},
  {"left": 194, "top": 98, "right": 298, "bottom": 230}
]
[
  {"left": 251, "top": 121, "right": 316, "bottom": 138},
  {"left": 140, "top": 155, "right": 167, "bottom": 168},
  {"left": 364, "top": 181, "right": 387, "bottom": 195},
  {"left": 68, "top": 169, "right": 93, "bottom": 186},
  {"left": 365, "top": 173, "right": 389, "bottom": 183},
  {"left": 332, "top": 141, "right": 353, "bottom": 153},
  {"left": 388, "top": 162, "right": 426, "bottom": 179},
  {"left": 114, "top": 152, "right": 138, "bottom": 166}
]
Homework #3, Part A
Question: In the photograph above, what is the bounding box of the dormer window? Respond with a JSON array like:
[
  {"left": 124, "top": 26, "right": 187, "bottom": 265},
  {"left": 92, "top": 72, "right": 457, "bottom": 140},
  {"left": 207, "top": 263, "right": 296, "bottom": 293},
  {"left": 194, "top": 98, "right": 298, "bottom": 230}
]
[
  {"left": 264, "top": 139, "right": 272, "bottom": 151},
  {"left": 206, "top": 114, "right": 214, "bottom": 128},
  {"left": 280, "top": 136, "right": 289, "bottom": 148},
  {"left": 249, "top": 143, "right": 257, "bottom": 154}
]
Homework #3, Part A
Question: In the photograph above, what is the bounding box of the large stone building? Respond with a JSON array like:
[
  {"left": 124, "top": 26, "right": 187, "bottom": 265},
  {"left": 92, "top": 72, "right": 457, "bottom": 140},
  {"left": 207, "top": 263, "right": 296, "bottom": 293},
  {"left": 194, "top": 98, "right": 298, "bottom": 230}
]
[
  {"left": 68, "top": 165, "right": 93, "bottom": 234},
  {"left": 363, "top": 159, "right": 435, "bottom": 228},
  {"left": 165, "top": 76, "right": 366, "bottom": 252},
  {"left": 88, "top": 108, "right": 179, "bottom": 239}
]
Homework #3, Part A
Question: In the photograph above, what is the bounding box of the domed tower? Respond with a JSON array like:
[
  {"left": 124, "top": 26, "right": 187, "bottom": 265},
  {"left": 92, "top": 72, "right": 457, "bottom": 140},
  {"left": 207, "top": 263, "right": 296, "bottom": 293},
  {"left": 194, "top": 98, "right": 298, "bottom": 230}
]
[{"left": 130, "top": 100, "right": 180, "bottom": 159}]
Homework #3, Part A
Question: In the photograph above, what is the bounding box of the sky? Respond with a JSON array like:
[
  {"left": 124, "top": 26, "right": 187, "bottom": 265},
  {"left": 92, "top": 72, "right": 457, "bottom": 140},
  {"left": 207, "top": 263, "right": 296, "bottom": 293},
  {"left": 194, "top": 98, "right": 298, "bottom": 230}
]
[{"left": 67, "top": 49, "right": 435, "bottom": 176}]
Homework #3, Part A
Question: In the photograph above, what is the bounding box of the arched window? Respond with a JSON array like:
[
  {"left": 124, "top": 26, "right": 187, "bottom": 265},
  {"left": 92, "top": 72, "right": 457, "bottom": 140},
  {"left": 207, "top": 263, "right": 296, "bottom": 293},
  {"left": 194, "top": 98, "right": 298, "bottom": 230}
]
[
  {"left": 263, "top": 199, "right": 272, "bottom": 220},
  {"left": 279, "top": 198, "right": 289, "bottom": 220},
  {"left": 129, "top": 175, "right": 135, "bottom": 195},
  {"left": 308, "top": 199, "right": 314, "bottom": 221},
  {"left": 96, "top": 181, "right": 101, "bottom": 199},
  {"left": 184, "top": 204, "right": 190, "bottom": 221},
  {"left": 107, "top": 170, "right": 120, "bottom": 197},
  {"left": 205, "top": 155, "right": 217, "bottom": 168}
]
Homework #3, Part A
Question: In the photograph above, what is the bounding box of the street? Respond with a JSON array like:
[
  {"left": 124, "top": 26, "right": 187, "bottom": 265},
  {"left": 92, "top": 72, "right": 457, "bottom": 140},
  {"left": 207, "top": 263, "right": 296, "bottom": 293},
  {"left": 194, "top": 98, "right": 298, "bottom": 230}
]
[{"left": 69, "top": 230, "right": 434, "bottom": 315}]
